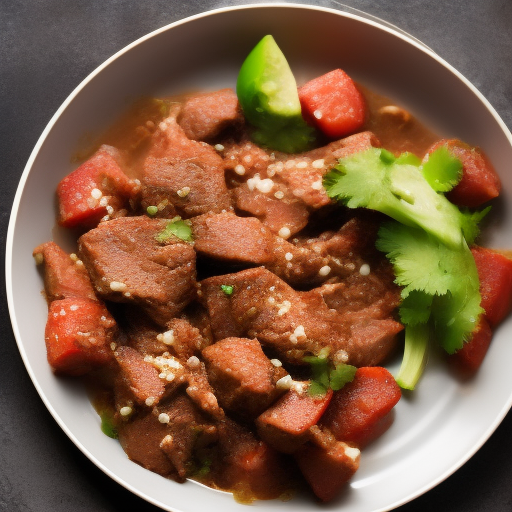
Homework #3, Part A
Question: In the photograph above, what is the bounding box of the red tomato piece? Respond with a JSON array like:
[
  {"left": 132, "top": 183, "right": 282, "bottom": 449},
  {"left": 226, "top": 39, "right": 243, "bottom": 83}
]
[
  {"left": 449, "top": 316, "right": 493, "bottom": 373},
  {"left": 298, "top": 69, "right": 366, "bottom": 139},
  {"left": 33, "top": 241, "right": 96, "bottom": 302},
  {"left": 295, "top": 440, "right": 359, "bottom": 502},
  {"left": 320, "top": 367, "right": 401, "bottom": 448},
  {"left": 425, "top": 139, "right": 500, "bottom": 207},
  {"left": 57, "top": 145, "right": 138, "bottom": 229},
  {"left": 471, "top": 246, "right": 512, "bottom": 327},
  {"left": 45, "top": 298, "right": 117, "bottom": 376},
  {"left": 255, "top": 387, "right": 333, "bottom": 453}
]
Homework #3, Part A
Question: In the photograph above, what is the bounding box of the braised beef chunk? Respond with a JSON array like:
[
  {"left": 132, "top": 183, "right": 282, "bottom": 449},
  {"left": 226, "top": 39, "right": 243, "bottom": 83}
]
[
  {"left": 265, "top": 236, "right": 331, "bottom": 287},
  {"left": 192, "top": 212, "right": 274, "bottom": 265},
  {"left": 200, "top": 266, "right": 401, "bottom": 366},
  {"left": 233, "top": 186, "right": 309, "bottom": 236},
  {"left": 275, "top": 131, "right": 380, "bottom": 210},
  {"left": 178, "top": 89, "right": 243, "bottom": 141},
  {"left": 78, "top": 216, "right": 196, "bottom": 326},
  {"left": 202, "top": 337, "right": 286, "bottom": 419},
  {"left": 141, "top": 107, "right": 232, "bottom": 218},
  {"left": 223, "top": 138, "right": 274, "bottom": 179},
  {"left": 33, "top": 242, "right": 97, "bottom": 302},
  {"left": 118, "top": 393, "right": 217, "bottom": 482},
  {"left": 115, "top": 345, "right": 166, "bottom": 405},
  {"left": 183, "top": 357, "right": 224, "bottom": 419},
  {"left": 210, "top": 417, "right": 294, "bottom": 501},
  {"left": 164, "top": 318, "right": 207, "bottom": 360},
  {"left": 124, "top": 307, "right": 169, "bottom": 356},
  {"left": 200, "top": 267, "right": 345, "bottom": 364}
]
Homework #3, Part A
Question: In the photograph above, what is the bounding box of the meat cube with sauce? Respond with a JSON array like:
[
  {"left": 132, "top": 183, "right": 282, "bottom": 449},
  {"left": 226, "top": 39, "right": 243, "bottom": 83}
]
[
  {"left": 78, "top": 216, "right": 196, "bottom": 326},
  {"left": 141, "top": 107, "right": 232, "bottom": 218},
  {"left": 178, "top": 88, "right": 244, "bottom": 141},
  {"left": 202, "top": 337, "right": 287, "bottom": 419}
]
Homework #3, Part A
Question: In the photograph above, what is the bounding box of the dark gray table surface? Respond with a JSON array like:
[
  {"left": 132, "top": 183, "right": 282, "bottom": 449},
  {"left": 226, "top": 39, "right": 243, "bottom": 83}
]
[{"left": 1, "top": 1, "right": 512, "bottom": 511}]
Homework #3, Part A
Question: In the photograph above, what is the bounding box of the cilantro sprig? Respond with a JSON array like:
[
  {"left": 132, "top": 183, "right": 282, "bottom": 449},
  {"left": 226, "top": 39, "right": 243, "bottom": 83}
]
[
  {"left": 304, "top": 352, "right": 357, "bottom": 396},
  {"left": 323, "top": 146, "right": 489, "bottom": 390}
]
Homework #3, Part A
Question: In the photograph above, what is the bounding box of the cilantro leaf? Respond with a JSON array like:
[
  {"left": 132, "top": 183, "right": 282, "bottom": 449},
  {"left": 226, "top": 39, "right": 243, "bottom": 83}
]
[
  {"left": 421, "top": 146, "right": 462, "bottom": 192},
  {"left": 460, "top": 206, "right": 491, "bottom": 245},
  {"left": 330, "top": 364, "right": 357, "bottom": 391},
  {"left": 304, "top": 355, "right": 356, "bottom": 395},
  {"left": 155, "top": 217, "right": 193, "bottom": 243},
  {"left": 323, "top": 147, "right": 464, "bottom": 248},
  {"left": 377, "top": 221, "right": 482, "bottom": 354}
]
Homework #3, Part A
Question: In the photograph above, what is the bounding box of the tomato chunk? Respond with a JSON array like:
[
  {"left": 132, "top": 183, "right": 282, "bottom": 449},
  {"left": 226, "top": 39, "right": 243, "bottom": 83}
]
[
  {"left": 425, "top": 139, "right": 500, "bottom": 207},
  {"left": 450, "top": 316, "right": 493, "bottom": 373},
  {"left": 298, "top": 69, "right": 366, "bottom": 139},
  {"left": 471, "top": 246, "right": 512, "bottom": 327},
  {"left": 57, "top": 145, "right": 139, "bottom": 229},
  {"left": 320, "top": 367, "right": 401, "bottom": 448},
  {"left": 255, "top": 387, "right": 333, "bottom": 453},
  {"left": 45, "top": 298, "right": 116, "bottom": 376},
  {"left": 295, "top": 439, "right": 359, "bottom": 502}
]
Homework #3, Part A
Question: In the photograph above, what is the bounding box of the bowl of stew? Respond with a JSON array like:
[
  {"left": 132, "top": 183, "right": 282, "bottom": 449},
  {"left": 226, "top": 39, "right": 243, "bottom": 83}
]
[{"left": 6, "top": 3, "right": 512, "bottom": 512}]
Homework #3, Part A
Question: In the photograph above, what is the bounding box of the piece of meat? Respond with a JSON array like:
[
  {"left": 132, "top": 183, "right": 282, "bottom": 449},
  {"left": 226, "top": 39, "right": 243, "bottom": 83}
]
[
  {"left": 78, "top": 216, "right": 196, "bottom": 326},
  {"left": 256, "top": 387, "right": 333, "bottom": 453},
  {"left": 124, "top": 307, "right": 170, "bottom": 356},
  {"left": 192, "top": 211, "right": 334, "bottom": 287},
  {"left": 202, "top": 337, "right": 286, "bottom": 419},
  {"left": 33, "top": 241, "right": 97, "bottom": 302},
  {"left": 57, "top": 145, "right": 139, "bottom": 229},
  {"left": 191, "top": 212, "right": 274, "bottom": 265},
  {"left": 276, "top": 132, "right": 379, "bottom": 209},
  {"left": 200, "top": 266, "right": 401, "bottom": 366},
  {"left": 320, "top": 366, "right": 401, "bottom": 448},
  {"left": 141, "top": 107, "right": 232, "bottom": 218},
  {"left": 232, "top": 185, "right": 309, "bottom": 237},
  {"left": 117, "top": 393, "right": 217, "bottom": 482},
  {"left": 211, "top": 417, "right": 293, "bottom": 501},
  {"left": 44, "top": 297, "right": 116, "bottom": 376},
  {"left": 199, "top": 267, "right": 346, "bottom": 363},
  {"left": 265, "top": 236, "right": 332, "bottom": 288},
  {"left": 223, "top": 138, "right": 274, "bottom": 180},
  {"left": 163, "top": 317, "right": 206, "bottom": 360},
  {"left": 114, "top": 345, "right": 166, "bottom": 405},
  {"left": 178, "top": 89, "right": 243, "bottom": 141},
  {"left": 294, "top": 426, "right": 360, "bottom": 502},
  {"left": 183, "top": 357, "right": 224, "bottom": 419}
]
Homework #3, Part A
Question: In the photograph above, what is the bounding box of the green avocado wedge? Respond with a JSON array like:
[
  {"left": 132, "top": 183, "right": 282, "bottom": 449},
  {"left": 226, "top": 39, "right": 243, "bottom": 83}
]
[{"left": 236, "top": 35, "right": 316, "bottom": 153}]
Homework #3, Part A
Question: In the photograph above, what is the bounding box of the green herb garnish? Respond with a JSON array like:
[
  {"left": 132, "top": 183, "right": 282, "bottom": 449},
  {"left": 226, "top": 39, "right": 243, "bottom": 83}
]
[
  {"left": 100, "top": 410, "right": 118, "bottom": 439},
  {"left": 323, "top": 147, "right": 465, "bottom": 248},
  {"left": 146, "top": 205, "right": 158, "bottom": 216},
  {"left": 324, "top": 146, "right": 487, "bottom": 390},
  {"left": 303, "top": 352, "right": 357, "bottom": 396},
  {"left": 220, "top": 284, "right": 234, "bottom": 295},
  {"left": 155, "top": 216, "right": 193, "bottom": 243}
]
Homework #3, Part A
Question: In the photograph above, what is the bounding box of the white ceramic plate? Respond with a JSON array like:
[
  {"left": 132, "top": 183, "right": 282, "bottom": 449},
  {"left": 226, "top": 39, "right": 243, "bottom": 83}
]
[{"left": 6, "top": 4, "right": 512, "bottom": 512}]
